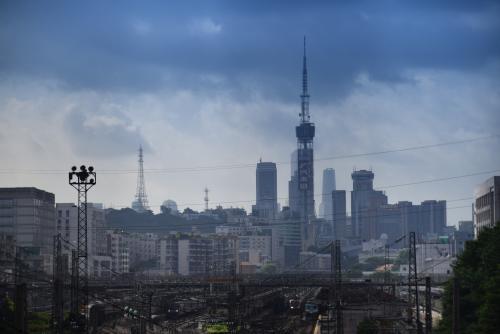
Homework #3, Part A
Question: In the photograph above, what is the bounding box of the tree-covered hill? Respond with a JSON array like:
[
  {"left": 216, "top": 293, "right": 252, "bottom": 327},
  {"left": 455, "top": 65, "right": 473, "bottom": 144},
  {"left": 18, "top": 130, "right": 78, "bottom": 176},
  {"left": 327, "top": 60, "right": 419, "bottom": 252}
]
[{"left": 105, "top": 208, "right": 221, "bottom": 234}]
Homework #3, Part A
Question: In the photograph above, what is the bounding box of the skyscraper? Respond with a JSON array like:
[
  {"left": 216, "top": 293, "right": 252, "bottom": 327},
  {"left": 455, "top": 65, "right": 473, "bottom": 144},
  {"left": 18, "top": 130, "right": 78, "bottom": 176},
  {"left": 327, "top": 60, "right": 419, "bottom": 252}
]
[
  {"left": 255, "top": 161, "right": 278, "bottom": 219},
  {"left": 319, "top": 168, "right": 336, "bottom": 220},
  {"left": 351, "top": 170, "right": 388, "bottom": 240}
]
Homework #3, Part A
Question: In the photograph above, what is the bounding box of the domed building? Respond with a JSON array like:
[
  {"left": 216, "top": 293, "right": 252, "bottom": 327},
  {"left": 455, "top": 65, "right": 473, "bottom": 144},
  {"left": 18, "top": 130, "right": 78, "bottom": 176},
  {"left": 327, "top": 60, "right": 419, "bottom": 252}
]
[{"left": 162, "top": 199, "right": 178, "bottom": 214}]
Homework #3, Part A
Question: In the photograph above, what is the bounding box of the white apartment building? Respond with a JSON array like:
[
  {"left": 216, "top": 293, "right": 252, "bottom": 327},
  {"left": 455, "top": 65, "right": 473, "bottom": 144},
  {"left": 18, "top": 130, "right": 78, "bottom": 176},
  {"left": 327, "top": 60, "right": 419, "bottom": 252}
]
[
  {"left": 106, "top": 230, "right": 130, "bottom": 274},
  {"left": 239, "top": 234, "right": 272, "bottom": 265},
  {"left": 127, "top": 232, "right": 158, "bottom": 267}
]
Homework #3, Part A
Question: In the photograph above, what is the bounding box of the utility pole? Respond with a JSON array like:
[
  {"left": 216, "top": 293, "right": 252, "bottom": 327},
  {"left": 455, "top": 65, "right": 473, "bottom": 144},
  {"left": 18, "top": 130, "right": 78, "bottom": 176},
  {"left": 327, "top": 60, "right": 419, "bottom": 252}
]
[
  {"left": 52, "top": 234, "right": 64, "bottom": 334},
  {"left": 334, "top": 240, "right": 343, "bottom": 334},
  {"left": 70, "top": 249, "right": 78, "bottom": 319},
  {"left": 425, "top": 276, "right": 432, "bottom": 334},
  {"left": 69, "top": 165, "right": 96, "bottom": 333}
]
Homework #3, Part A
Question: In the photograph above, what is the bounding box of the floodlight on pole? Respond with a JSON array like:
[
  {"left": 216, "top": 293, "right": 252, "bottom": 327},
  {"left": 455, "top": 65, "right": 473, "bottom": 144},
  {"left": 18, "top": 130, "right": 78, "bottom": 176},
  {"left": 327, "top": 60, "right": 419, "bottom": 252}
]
[{"left": 68, "top": 164, "right": 96, "bottom": 334}]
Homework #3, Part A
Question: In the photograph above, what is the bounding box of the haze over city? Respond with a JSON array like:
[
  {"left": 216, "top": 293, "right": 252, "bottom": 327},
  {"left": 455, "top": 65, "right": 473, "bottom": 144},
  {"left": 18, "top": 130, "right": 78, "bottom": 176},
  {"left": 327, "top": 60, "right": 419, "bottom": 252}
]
[{"left": 1, "top": 1, "right": 499, "bottom": 226}]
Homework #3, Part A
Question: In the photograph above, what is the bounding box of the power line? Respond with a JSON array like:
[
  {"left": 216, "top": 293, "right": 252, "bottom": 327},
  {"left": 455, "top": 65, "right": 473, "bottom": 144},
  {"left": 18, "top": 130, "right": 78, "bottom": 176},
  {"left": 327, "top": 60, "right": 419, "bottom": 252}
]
[
  {"left": 0, "top": 134, "right": 498, "bottom": 175},
  {"left": 100, "top": 166, "right": 499, "bottom": 209}
]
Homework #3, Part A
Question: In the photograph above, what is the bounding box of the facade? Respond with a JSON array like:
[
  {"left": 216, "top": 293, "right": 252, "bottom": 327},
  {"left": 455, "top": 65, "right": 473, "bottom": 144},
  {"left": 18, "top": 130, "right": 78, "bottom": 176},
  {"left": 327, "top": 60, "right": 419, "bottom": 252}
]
[
  {"left": 350, "top": 170, "right": 388, "bottom": 240},
  {"left": 239, "top": 234, "right": 272, "bottom": 265},
  {"left": 255, "top": 161, "right": 278, "bottom": 219},
  {"left": 419, "top": 200, "right": 447, "bottom": 238},
  {"left": 106, "top": 230, "right": 130, "bottom": 274},
  {"left": 55, "top": 202, "right": 110, "bottom": 277},
  {"left": 319, "top": 168, "right": 336, "bottom": 220},
  {"left": 332, "top": 190, "right": 346, "bottom": 240},
  {"left": 127, "top": 232, "right": 158, "bottom": 268},
  {"left": 158, "top": 234, "right": 239, "bottom": 276},
  {"left": 474, "top": 176, "right": 500, "bottom": 236},
  {"left": 0, "top": 187, "right": 55, "bottom": 272}
]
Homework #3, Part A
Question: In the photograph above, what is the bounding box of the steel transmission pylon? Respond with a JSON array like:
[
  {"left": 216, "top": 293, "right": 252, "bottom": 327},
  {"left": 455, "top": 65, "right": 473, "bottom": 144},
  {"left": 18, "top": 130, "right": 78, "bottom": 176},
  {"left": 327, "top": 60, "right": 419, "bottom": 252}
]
[
  {"left": 133, "top": 146, "right": 150, "bottom": 212},
  {"left": 69, "top": 165, "right": 96, "bottom": 333},
  {"left": 408, "top": 231, "right": 422, "bottom": 333}
]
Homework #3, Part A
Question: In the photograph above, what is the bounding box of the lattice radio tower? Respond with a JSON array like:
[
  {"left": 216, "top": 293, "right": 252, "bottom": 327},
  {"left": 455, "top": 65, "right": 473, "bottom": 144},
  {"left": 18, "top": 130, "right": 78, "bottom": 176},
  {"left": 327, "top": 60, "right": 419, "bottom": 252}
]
[{"left": 133, "top": 146, "right": 150, "bottom": 212}]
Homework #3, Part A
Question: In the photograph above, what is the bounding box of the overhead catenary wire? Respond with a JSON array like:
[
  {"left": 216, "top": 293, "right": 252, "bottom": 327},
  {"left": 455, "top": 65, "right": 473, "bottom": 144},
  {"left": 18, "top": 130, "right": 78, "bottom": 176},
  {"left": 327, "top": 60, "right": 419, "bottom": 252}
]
[
  {"left": 0, "top": 134, "right": 498, "bottom": 175},
  {"left": 96, "top": 166, "right": 500, "bottom": 209}
]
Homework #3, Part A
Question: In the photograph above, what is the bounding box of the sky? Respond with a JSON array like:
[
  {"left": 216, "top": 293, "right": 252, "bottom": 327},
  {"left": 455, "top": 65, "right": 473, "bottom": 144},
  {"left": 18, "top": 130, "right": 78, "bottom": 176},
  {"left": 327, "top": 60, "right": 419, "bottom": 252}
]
[{"left": 1, "top": 0, "right": 499, "bottom": 226}]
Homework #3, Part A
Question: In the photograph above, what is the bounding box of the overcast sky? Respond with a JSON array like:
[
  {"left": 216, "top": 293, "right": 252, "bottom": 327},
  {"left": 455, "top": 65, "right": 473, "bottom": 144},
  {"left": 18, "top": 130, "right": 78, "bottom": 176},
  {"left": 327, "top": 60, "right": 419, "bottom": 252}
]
[{"left": 1, "top": 0, "right": 499, "bottom": 226}]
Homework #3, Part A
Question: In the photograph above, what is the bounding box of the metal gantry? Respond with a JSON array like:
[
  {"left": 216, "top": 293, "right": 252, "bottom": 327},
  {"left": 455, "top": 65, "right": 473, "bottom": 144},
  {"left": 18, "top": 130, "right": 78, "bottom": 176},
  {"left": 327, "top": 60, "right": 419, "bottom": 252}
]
[
  {"left": 69, "top": 165, "right": 96, "bottom": 333},
  {"left": 408, "top": 231, "right": 422, "bottom": 333}
]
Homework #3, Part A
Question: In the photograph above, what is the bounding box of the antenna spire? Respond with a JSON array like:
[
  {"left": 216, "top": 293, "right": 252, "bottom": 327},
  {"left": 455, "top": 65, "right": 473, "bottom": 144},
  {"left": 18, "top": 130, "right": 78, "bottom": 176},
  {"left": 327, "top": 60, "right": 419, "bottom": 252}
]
[{"left": 300, "top": 36, "right": 310, "bottom": 123}]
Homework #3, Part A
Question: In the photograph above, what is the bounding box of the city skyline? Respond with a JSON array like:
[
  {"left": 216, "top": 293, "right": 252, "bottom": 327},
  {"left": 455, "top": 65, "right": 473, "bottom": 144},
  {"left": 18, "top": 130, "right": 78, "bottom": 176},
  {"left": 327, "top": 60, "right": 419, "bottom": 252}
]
[{"left": 1, "top": 1, "right": 499, "bottom": 226}]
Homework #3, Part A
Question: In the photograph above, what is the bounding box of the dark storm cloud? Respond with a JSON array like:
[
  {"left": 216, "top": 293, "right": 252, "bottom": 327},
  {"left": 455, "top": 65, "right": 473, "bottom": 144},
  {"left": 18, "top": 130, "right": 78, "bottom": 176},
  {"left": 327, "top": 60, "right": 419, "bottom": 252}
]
[{"left": 0, "top": 0, "right": 499, "bottom": 102}]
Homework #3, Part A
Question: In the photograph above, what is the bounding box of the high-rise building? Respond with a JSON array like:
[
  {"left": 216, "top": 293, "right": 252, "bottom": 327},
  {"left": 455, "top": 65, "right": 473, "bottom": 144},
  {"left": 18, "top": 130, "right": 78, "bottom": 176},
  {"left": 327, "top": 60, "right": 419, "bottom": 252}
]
[
  {"left": 285, "top": 38, "right": 315, "bottom": 266},
  {"left": 319, "top": 168, "right": 336, "bottom": 220},
  {"left": 332, "top": 190, "right": 346, "bottom": 240},
  {"left": 419, "top": 200, "right": 447, "bottom": 237},
  {"left": 0, "top": 187, "right": 55, "bottom": 272},
  {"left": 350, "top": 170, "right": 388, "bottom": 240},
  {"left": 474, "top": 176, "right": 500, "bottom": 236},
  {"left": 255, "top": 161, "right": 278, "bottom": 219}
]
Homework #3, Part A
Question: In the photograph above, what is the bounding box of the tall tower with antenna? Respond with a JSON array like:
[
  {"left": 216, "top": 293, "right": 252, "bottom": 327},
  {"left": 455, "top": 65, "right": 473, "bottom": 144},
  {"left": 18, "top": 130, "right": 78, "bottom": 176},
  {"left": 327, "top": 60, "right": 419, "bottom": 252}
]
[
  {"left": 295, "top": 36, "right": 315, "bottom": 219},
  {"left": 204, "top": 187, "right": 209, "bottom": 211},
  {"left": 285, "top": 37, "right": 316, "bottom": 266},
  {"left": 132, "top": 146, "right": 150, "bottom": 213}
]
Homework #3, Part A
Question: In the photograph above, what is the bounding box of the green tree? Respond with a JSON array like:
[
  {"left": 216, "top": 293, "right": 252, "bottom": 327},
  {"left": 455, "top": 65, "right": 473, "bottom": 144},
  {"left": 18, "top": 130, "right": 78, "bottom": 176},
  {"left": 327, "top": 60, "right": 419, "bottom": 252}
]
[
  {"left": 357, "top": 319, "right": 378, "bottom": 334},
  {"left": 436, "top": 223, "right": 500, "bottom": 334}
]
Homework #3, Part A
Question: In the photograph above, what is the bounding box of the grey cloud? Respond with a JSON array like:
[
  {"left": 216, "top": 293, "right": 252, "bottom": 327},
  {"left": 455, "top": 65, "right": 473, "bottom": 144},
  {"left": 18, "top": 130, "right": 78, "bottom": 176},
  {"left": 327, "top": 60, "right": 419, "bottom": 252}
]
[{"left": 63, "top": 107, "right": 150, "bottom": 157}]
